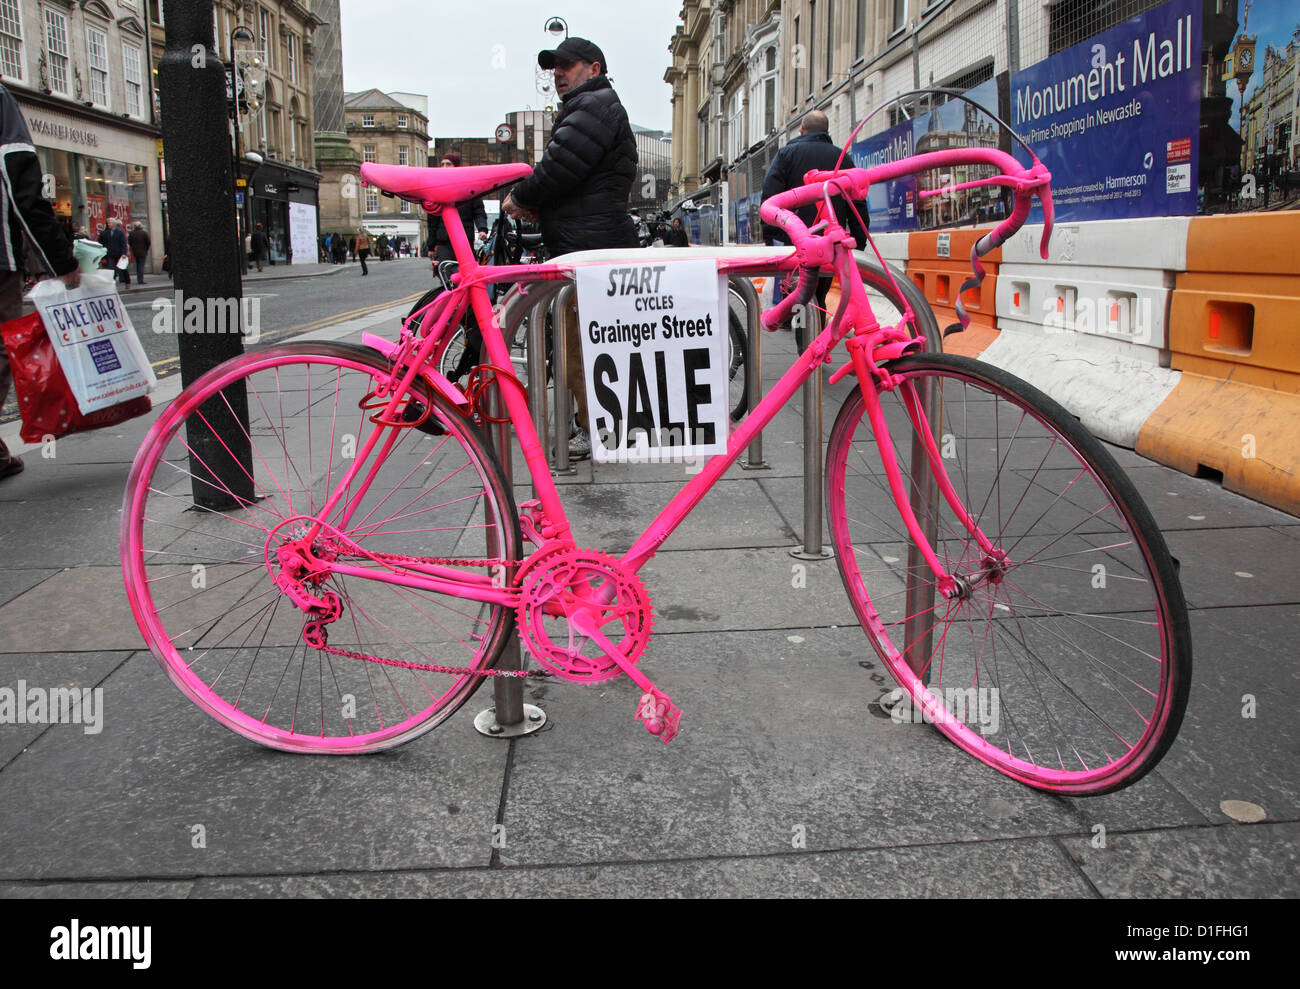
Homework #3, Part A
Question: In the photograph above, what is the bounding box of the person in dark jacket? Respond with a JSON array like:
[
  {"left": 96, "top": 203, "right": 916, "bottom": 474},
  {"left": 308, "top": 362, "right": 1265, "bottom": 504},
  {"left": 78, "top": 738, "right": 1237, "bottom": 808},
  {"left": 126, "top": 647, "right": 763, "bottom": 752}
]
[
  {"left": 502, "top": 37, "right": 638, "bottom": 460},
  {"left": 103, "top": 217, "right": 130, "bottom": 286},
  {"left": 250, "top": 222, "right": 269, "bottom": 272},
  {"left": 128, "top": 222, "right": 151, "bottom": 284},
  {"left": 668, "top": 217, "right": 690, "bottom": 246},
  {"left": 761, "top": 110, "right": 868, "bottom": 341},
  {"left": 0, "top": 82, "right": 80, "bottom": 480},
  {"left": 430, "top": 152, "right": 488, "bottom": 264}
]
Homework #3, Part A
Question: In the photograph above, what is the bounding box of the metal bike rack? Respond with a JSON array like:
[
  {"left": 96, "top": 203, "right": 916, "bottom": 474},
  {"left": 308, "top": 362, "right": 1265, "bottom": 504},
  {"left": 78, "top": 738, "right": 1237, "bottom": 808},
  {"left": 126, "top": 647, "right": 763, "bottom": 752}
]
[
  {"left": 730, "top": 275, "right": 769, "bottom": 471},
  {"left": 549, "top": 283, "right": 578, "bottom": 475},
  {"left": 790, "top": 306, "right": 832, "bottom": 561},
  {"left": 473, "top": 282, "right": 559, "bottom": 739}
]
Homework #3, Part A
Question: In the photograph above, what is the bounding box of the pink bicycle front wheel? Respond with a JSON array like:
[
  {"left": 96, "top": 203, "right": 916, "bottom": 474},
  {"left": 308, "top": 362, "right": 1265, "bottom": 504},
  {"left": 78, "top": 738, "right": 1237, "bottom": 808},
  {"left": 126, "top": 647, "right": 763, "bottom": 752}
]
[
  {"left": 826, "top": 354, "right": 1191, "bottom": 795},
  {"left": 121, "top": 343, "right": 521, "bottom": 753}
]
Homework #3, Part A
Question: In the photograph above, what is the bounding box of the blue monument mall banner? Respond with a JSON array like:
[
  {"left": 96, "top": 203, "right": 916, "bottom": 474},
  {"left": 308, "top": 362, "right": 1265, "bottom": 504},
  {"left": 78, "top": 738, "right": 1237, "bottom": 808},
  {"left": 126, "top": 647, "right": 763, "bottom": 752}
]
[{"left": 1011, "top": 0, "right": 1201, "bottom": 221}]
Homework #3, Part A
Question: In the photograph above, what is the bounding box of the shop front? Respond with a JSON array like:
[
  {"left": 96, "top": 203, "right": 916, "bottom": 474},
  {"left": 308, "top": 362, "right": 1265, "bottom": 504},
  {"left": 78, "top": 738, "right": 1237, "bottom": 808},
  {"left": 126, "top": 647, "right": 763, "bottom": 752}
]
[
  {"left": 248, "top": 164, "right": 321, "bottom": 265},
  {"left": 16, "top": 94, "right": 162, "bottom": 271}
]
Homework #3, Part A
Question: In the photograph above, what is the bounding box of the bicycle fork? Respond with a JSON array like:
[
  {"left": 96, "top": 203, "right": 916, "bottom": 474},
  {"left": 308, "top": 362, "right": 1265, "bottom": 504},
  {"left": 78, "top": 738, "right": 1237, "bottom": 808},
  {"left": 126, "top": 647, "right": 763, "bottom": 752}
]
[{"left": 842, "top": 336, "right": 1005, "bottom": 603}]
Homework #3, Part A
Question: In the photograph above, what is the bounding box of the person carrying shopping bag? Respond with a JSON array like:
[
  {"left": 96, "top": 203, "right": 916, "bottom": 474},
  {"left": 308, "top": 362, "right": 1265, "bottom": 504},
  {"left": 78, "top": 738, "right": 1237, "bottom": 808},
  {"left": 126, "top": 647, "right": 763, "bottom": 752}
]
[{"left": 0, "top": 82, "right": 80, "bottom": 480}]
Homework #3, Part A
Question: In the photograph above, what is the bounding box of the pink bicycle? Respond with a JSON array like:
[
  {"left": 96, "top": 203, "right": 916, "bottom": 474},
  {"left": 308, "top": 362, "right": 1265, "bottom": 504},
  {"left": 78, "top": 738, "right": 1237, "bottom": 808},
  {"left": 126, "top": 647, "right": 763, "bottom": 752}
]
[{"left": 120, "top": 136, "right": 1190, "bottom": 796}]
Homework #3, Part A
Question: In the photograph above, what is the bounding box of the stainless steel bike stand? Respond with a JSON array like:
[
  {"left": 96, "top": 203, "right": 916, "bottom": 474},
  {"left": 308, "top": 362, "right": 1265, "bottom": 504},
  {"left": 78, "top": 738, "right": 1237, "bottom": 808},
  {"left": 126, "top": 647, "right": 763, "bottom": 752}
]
[
  {"left": 550, "top": 284, "right": 578, "bottom": 476},
  {"left": 474, "top": 352, "right": 545, "bottom": 738},
  {"left": 791, "top": 305, "right": 832, "bottom": 561},
  {"left": 731, "top": 276, "right": 770, "bottom": 471}
]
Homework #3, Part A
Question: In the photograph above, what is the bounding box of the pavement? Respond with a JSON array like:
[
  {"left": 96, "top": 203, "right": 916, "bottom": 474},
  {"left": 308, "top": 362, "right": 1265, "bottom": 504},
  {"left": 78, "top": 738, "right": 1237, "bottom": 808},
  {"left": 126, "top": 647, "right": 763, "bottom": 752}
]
[
  {"left": 115, "top": 256, "right": 423, "bottom": 295},
  {"left": 0, "top": 266, "right": 1297, "bottom": 900}
]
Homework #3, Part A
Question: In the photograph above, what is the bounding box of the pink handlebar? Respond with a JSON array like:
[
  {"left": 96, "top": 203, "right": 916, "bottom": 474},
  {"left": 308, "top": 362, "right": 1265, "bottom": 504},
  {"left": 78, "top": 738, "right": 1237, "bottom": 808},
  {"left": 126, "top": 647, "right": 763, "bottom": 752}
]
[{"left": 758, "top": 146, "right": 1053, "bottom": 332}]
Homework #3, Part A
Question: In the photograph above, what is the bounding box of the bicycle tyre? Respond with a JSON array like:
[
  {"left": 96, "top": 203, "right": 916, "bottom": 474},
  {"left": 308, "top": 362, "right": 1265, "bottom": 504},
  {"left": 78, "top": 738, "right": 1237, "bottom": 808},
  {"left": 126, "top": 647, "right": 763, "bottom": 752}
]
[
  {"left": 726, "top": 298, "right": 748, "bottom": 421},
  {"left": 121, "top": 342, "right": 522, "bottom": 753},
  {"left": 825, "top": 352, "right": 1191, "bottom": 795}
]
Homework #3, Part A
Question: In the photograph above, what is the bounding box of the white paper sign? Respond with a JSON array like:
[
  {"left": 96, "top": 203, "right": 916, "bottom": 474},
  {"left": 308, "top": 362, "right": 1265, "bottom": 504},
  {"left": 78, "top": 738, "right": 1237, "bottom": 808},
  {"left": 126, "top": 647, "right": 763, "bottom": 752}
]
[
  {"left": 576, "top": 260, "right": 728, "bottom": 463},
  {"left": 289, "top": 201, "right": 318, "bottom": 264}
]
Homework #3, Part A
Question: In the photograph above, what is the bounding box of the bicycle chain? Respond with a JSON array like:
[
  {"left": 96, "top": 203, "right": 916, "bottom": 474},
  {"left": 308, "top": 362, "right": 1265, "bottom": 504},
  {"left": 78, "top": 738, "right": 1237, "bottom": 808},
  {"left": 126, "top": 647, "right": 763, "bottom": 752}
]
[{"left": 301, "top": 550, "right": 552, "bottom": 679}]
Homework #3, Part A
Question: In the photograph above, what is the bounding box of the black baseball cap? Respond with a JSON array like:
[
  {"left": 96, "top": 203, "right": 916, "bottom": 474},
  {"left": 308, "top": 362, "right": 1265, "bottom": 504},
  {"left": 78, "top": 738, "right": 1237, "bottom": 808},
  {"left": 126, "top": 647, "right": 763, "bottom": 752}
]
[{"left": 538, "top": 37, "right": 607, "bottom": 72}]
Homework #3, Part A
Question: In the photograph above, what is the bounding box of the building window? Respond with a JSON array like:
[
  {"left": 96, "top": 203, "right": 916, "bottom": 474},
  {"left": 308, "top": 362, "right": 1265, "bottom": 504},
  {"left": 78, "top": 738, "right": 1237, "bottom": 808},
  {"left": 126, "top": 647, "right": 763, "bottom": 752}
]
[
  {"left": 400, "top": 200, "right": 411, "bottom": 213},
  {"left": 766, "top": 47, "right": 776, "bottom": 73},
  {"left": 398, "top": 145, "right": 409, "bottom": 165},
  {"left": 892, "top": 0, "right": 907, "bottom": 34},
  {"left": 824, "top": 1, "right": 834, "bottom": 84},
  {"left": 809, "top": 1, "right": 816, "bottom": 94},
  {"left": 365, "top": 187, "right": 379, "bottom": 212},
  {"left": 149, "top": 0, "right": 163, "bottom": 27},
  {"left": 856, "top": 0, "right": 869, "bottom": 58},
  {"left": 286, "top": 33, "right": 297, "bottom": 84},
  {"left": 86, "top": 26, "right": 110, "bottom": 108},
  {"left": 259, "top": 7, "right": 273, "bottom": 69},
  {"left": 363, "top": 144, "right": 376, "bottom": 163},
  {"left": 397, "top": 113, "right": 408, "bottom": 128},
  {"left": 765, "top": 77, "right": 775, "bottom": 133},
  {"left": 792, "top": 15, "right": 799, "bottom": 107},
  {"left": 0, "top": 0, "right": 23, "bottom": 81},
  {"left": 362, "top": 113, "right": 374, "bottom": 127},
  {"left": 44, "top": 8, "right": 69, "bottom": 95},
  {"left": 123, "top": 44, "right": 144, "bottom": 118}
]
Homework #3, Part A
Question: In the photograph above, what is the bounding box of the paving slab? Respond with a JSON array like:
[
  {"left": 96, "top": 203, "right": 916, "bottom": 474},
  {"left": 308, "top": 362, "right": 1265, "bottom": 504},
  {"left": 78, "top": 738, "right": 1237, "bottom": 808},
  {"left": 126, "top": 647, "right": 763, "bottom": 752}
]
[
  {"left": 0, "top": 652, "right": 510, "bottom": 880},
  {"left": 0, "top": 651, "right": 132, "bottom": 765},
  {"left": 0, "top": 568, "right": 57, "bottom": 608},
  {"left": 0, "top": 567, "right": 142, "bottom": 653},
  {"left": 0, "top": 500, "right": 128, "bottom": 568},
  {"left": 512, "top": 477, "right": 796, "bottom": 554},
  {"left": 1119, "top": 467, "right": 1298, "bottom": 532},
  {"left": 0, "top": 879, "right": 194, "bottom": 898},
  {"left": 191, "top": 836, "right": 1092, "bottom": 897},
  {"left": 1154, "top": 606, "right": 1300, "bottom": 820},
  {"left": 1161, "top": 528, "right": 1300, "bottom": 609},
  {"left": 498, "top": 627, "right": 1201, "bottom": 868},
  {"left": 637, "top": 547, "right": 860, "bottom": 632},
  {"left": 1060, "top": 821, "right": 1300, "bottom": 898}
]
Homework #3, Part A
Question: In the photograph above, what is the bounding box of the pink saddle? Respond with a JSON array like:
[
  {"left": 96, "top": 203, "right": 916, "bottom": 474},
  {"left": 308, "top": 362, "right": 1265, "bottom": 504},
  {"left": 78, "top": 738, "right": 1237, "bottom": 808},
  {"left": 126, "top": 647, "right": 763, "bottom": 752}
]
[{"left": 360, "top": 162, "right": 534, "bottom": 208}]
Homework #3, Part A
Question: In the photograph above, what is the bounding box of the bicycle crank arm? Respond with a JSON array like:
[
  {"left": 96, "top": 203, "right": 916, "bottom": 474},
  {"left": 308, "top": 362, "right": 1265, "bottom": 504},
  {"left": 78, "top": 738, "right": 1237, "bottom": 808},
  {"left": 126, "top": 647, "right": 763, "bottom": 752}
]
[{"left": 569, "top": 611, "right": 681, "bottom": 743}]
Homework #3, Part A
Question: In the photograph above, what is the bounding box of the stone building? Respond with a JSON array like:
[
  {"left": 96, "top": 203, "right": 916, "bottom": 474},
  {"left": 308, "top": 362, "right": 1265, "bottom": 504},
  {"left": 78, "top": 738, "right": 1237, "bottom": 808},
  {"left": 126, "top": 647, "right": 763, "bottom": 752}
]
[
  {"left": 3, "top": 0, "right": 162, "bottom": 268},
  {"left": 344, "top": 88, "right": 429, "bottom": 250},
  {"left": 147, "top": 0, "right": 323, "bottom": 264}
]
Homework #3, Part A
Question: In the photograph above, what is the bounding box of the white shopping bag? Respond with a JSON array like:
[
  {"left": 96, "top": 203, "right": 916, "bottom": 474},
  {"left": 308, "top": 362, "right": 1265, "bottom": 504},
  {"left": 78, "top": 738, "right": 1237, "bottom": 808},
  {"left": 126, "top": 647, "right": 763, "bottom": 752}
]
[{"left": 28, "top": 270, "right": 157, "bottom": 415}]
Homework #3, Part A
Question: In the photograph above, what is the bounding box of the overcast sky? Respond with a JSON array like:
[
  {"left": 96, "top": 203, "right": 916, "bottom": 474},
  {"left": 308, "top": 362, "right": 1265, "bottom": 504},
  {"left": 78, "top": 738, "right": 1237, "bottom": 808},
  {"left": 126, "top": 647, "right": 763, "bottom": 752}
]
[{"left": 339, "top": 1, "right": 683, "bottom": 137}]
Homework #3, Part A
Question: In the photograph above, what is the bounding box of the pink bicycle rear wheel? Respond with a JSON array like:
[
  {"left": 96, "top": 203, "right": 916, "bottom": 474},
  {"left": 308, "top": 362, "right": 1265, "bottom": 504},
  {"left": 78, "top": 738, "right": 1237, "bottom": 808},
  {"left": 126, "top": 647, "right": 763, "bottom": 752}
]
[
  {"left": 826, "top": 353, "right": 1191, "bottom": 795},
  {"left": 121, "top": 343, "right": 521, "bottom": 753}
]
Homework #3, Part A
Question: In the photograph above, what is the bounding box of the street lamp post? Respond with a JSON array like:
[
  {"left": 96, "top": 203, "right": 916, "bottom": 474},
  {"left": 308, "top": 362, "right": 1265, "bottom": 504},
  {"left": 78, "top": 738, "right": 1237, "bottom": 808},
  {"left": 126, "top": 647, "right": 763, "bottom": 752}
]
[{"left": 229, "top": 25, "right": 266, "bottom": 274}]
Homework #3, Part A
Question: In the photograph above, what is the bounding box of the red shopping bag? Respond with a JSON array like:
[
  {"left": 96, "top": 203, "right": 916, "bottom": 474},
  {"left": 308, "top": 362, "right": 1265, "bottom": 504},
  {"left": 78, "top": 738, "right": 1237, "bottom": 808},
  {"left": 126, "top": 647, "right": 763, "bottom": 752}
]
[{"left": 1, "top": 311, "right": 151, "bottom": 444}]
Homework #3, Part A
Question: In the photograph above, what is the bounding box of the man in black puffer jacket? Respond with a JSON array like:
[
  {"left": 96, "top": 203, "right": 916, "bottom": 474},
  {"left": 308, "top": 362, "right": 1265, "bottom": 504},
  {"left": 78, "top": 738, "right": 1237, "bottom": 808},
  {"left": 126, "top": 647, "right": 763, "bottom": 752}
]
[{"left": 503, "top": 37, "right": 638, "bottom": 459}]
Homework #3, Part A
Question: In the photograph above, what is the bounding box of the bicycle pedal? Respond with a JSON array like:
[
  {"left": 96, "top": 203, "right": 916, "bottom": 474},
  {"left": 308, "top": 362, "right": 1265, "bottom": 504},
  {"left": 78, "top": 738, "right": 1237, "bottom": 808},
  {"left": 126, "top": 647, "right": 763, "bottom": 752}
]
[{"left": 636, "top": 688, "right": 681, "bottom": 744}]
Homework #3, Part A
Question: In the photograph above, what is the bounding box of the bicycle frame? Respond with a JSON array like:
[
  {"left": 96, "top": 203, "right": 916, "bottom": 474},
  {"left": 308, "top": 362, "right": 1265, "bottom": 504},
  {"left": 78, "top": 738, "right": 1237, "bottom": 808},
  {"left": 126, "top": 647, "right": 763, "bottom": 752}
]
[{"left": 307, "top": 146, "right": 1051, "bottom": 614}]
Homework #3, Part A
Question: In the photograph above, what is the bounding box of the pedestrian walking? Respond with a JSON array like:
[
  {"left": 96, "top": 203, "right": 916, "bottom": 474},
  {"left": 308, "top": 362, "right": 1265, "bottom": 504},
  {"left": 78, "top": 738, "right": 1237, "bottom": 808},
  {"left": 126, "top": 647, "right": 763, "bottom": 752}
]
[
  {"left": 250, "top": 222, "right": 269, "bottom": 272},
  {"left": 0, "top": 81, "right": 80, "bottom": 481},
  {"left": 103, "top": 217, "right": 130, "bottom": 286},
  {"left": 128, "top": 222, "right": 150, "bottom": 284},
  {"left": 356, "top": 231, "right": 371, "bottom": 275}
]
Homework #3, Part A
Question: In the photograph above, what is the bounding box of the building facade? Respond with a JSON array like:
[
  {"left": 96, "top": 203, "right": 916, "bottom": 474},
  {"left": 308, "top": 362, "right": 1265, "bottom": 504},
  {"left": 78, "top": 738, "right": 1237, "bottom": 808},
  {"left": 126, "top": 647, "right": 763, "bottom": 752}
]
[
  {"left": 667, "top": 1, "right": 1281, "bottom": 242},
  {"left": 146, "top": 0, "right": 323, "bottom": 264},
  {"left": 2, "top": 0, "right": 161, "bottom": 267},
  {"left": 344, "top": 88, "right": 429, "bottom": 250}
]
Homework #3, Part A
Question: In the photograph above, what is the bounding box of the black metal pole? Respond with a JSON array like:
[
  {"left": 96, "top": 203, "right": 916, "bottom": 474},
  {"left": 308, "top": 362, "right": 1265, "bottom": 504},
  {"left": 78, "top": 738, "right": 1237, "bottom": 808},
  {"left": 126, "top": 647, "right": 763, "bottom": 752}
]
[{"left": 160, "top": 0, "right": 252, "bottom": 509}]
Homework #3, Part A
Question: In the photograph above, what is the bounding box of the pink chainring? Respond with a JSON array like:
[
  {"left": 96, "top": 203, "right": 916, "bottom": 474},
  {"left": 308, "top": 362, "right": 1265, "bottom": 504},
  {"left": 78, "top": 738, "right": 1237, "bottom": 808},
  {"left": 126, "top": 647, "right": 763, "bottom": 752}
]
[{"left": 515, "top": 547, "right": 653, "bottom": 682}]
